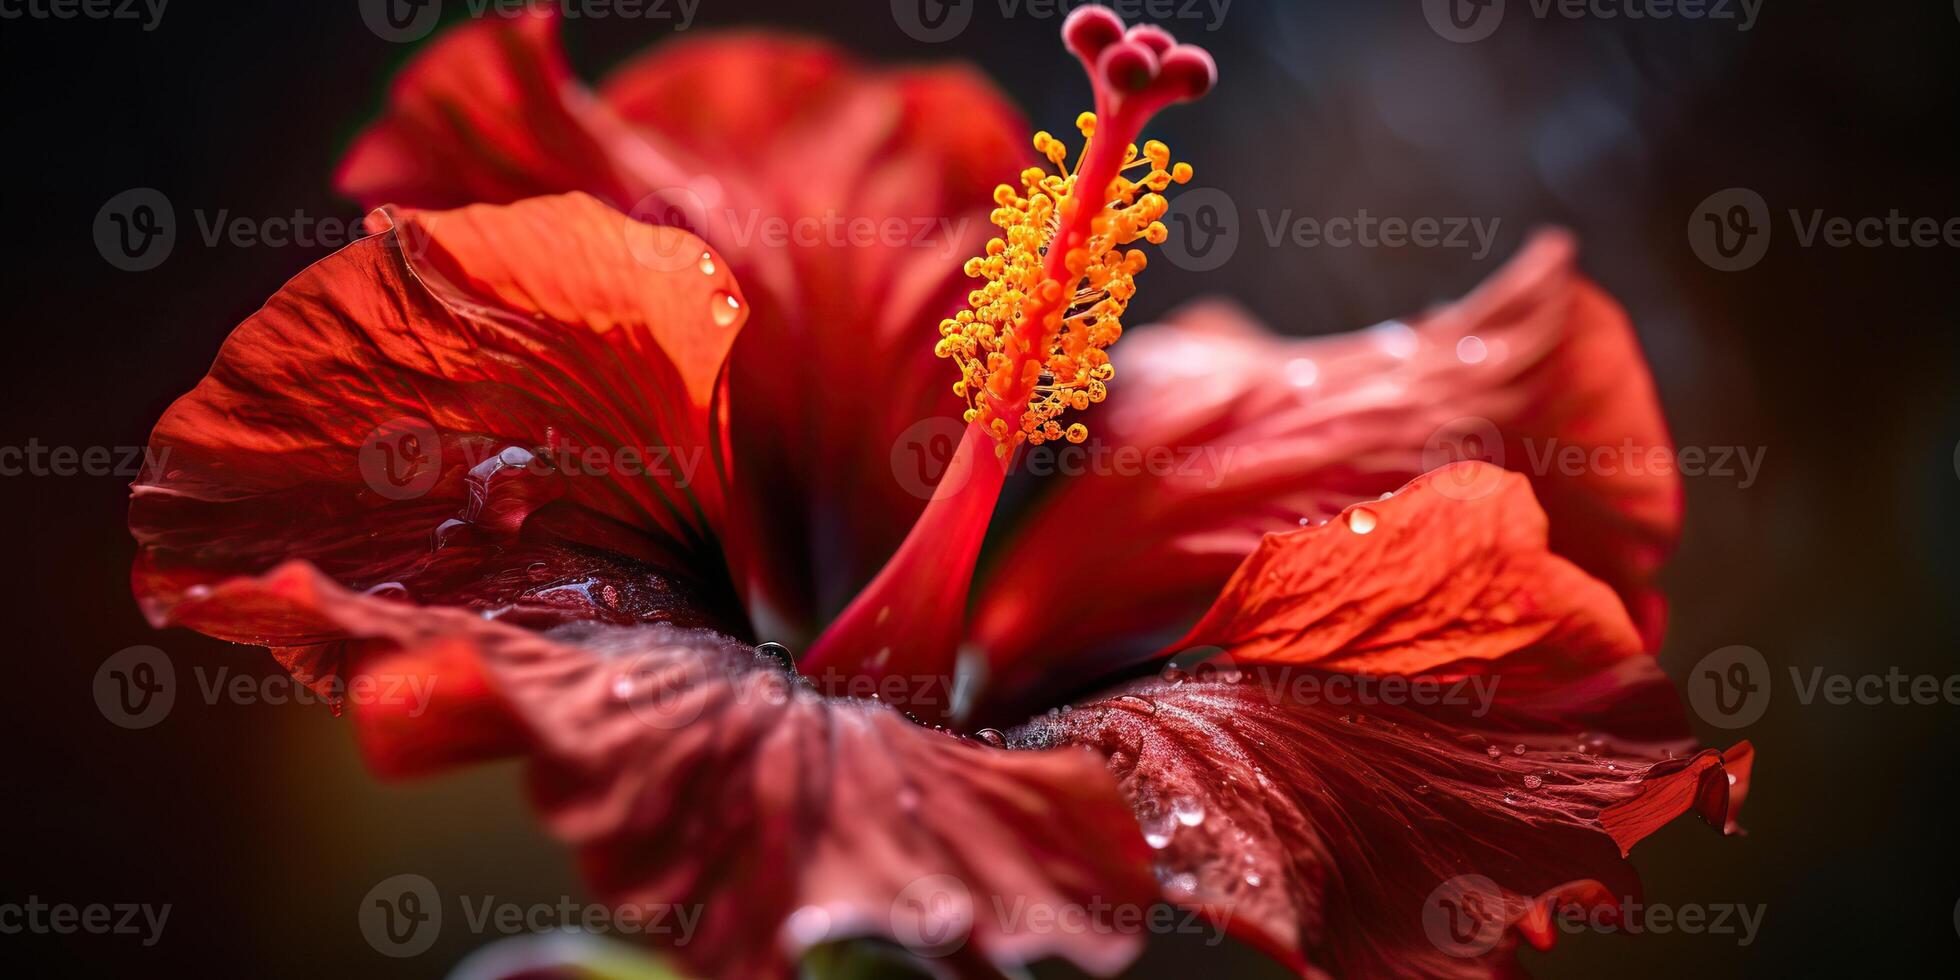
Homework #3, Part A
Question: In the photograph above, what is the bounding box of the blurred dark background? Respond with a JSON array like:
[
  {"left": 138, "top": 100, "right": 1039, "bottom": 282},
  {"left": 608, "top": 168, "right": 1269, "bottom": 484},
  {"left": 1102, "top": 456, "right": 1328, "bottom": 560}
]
[{"left": 3, "top": 0, "right": 1957, "bottom": 976}]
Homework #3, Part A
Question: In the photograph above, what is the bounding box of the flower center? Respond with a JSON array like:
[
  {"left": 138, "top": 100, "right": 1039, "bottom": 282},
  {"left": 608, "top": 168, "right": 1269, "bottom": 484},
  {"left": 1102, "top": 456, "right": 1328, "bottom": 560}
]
[{"left": 934, "top": 7, "right": 1214, "bottom": 455}]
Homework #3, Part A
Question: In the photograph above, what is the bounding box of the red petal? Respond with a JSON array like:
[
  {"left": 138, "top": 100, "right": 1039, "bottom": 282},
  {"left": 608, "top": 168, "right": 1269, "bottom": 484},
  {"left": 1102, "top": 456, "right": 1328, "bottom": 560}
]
[
  {"left": 1005, "top": 470, "right": 1746, "bottom": 974},
  {"left": 480, "top": 620, "right": 1159, "bottom": 976},
  {"left": 608, "top": 37, "right": 1030, "bottom": 639},
  {"left": 1016, "top": 675, "right": 1751, "bottom": 977},
  {"left": 132, "top": 193, "right": 744, "bottom": 698},
  {"left": 336, "top": 17, "right": 1031, "bottom": 640},
  {"left": 335, "top": 10, "right": 690, "bottom": 210},
  {"left": 1167, "top": 464, "right": 1682, "bottom": 736},
  {"left": 971, "top": 232, "right": 1681, "bottom": 714}
]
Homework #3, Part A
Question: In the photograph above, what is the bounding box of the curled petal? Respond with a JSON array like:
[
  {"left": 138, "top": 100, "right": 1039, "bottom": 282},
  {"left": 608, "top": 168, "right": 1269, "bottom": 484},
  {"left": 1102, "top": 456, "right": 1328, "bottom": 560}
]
[
  {"left": 1015, "top": 674, "right": 1750, "bottom": 977},
  {"left": 971, "top": 231, "right": 1680, "bottom": 716},
  {"left": 132, "top": 193, "right": 747, "bottom": 705},
  {"left": 1006, "top": 467, "right": 1744, "bottom": 974}
]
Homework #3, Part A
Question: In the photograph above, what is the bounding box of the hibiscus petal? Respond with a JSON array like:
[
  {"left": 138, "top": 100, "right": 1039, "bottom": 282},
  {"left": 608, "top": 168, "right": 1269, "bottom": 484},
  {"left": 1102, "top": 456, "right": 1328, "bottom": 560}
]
[
  {"left": 335, "top": 13, "right": 1032, "bottom": 643},
  {"left": 131, "top": 192, "right": 747, "bottom": 702},
  {"left": 970, "top": 231, "right": 1681, "bottom": 715},
  {"left": 604, "top": 34, "right": 1032, "bottom": 639},
  {"left": 1005, "top": 464, "right": 1746, "bottom": 976},
  {"left": 335, "top": 9, "right": 691, "bottom": 210},
  {"left": 1014, "top": 674, "right": 1751, "bottom": 977}
]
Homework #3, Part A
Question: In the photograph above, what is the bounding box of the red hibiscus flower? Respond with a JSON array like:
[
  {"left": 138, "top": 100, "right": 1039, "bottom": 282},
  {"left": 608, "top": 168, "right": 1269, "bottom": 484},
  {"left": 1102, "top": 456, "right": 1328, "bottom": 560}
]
[{"left": 130, "top": 6, "right": 1750, "bottom": 978}]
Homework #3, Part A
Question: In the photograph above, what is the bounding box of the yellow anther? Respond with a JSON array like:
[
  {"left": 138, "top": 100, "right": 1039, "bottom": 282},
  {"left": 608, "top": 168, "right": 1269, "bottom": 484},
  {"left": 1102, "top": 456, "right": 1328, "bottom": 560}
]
[{"left": 931, "top": 116, "right": 1198, "bottom": 453}]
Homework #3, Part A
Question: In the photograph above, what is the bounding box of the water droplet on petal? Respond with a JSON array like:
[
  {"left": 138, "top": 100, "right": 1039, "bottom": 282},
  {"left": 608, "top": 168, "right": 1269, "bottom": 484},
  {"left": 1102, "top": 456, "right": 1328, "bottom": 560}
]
[
  {"left": 1116, "top": 694, "right": 1157, "bottom": 714},
  {"left": 710, "top": 290, "right": 742, "bottom": 327},
  {"left": 697, "top": 251, "right": 716, "bottom": 275},
  {"left": 785, "top": 906, "right": 831, "bottom": 947},
  {"left": 1512, "top": 744, "right": 1527, "bottom": 755},
  {"left": 1486, "top": 745, "right": 1502, "bottom": 759},
  {"left": 1456, "top": 335, "right": 1488, "bottom": 364},
  {"left": 611, "top": 675, "right": 634, "bottom": 700},
  {"left": 1284, "top": 357, "right": 1319, "bottom": 387},
  {"left": 1368, "top": 320, "right": 1418, "bottom": 359},
  {"left": 1172, "top": 796, "right": 1205, "bottom": 827},
  {"left": 1141, "top": 812, "right": 1175, "bottom": 849},
  {"left": 1523, "top": 774, "right": 1544, "bottom": 789},
  {"left": 1244, "top": 871, "right": 1263, "bottom": 887},
  {"left": 1345, "top": 507, "right": 1379, "bottom": 534},
  {"left": 756, "top": 642, "right": 796, "bottom": 674},
  {"left": 975, "top": 728, "right": 1007, "bottom": 748}
]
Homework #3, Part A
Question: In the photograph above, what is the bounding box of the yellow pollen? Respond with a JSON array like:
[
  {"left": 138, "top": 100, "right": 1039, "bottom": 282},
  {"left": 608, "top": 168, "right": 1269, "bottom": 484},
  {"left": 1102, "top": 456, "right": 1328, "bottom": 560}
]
[{"left": 934, "top": 114, "right": 1194, "bottom": 453}]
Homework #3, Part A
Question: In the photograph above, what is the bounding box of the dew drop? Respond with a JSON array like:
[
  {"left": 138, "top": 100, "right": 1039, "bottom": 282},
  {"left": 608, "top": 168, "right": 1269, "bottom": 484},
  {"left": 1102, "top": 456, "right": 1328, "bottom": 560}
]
[
  {"left": 1283, "top": 357, "right": 1319, "bottom": 388},
  {"left": 1523, "top": 774, "right": 1544, "bottom": 789},
  {"left": 1727, "top": 772, "right": 1738, "bottom": 786},
  {"left": 610, "top": 675, "right": 634, "bottom": 700},
  {"left": 1141, "top": 812, "right": 1176, "bottom": 849},
  {"left": 697, "top": 251, "right": 716, "bottom": 275},
  {"left": 1117, "top": 694, "right": 1157, "bottom": 714},
  {"left": 1512, "top": 744, "right": 1526, "bottom": 755},
  {"left": 710, "top": 290, "right": 742, "bottom": 327},
  {"left": 1172, "top": 796, "right": 1205, "bottom": 827},
  {"left": 1245, "top": 872, "right": 1263, "bottom": 887},
  {"left": 975, "top": 728, "right": 1007, "bottom": 748},
  {"left": 1456, "top": 335, "right": 1489, "bottom": 364},
  {"left": 756, "top": 642, "right": 796, "bottom": 674},
  {"left": 1344, "top": 507, "right": 1379, "bottom": 534},
  {"left": 1485, "top": 745, "right": 1502, "bottom": 759},
  {"left": 785, "top": 906, "right": 831, "bottom": 946}
]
